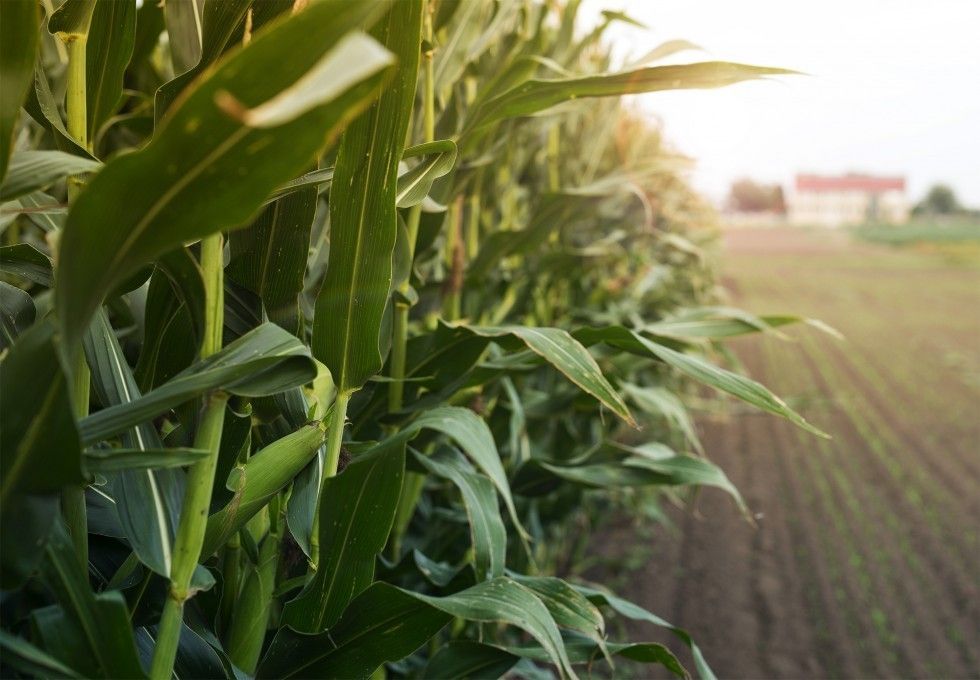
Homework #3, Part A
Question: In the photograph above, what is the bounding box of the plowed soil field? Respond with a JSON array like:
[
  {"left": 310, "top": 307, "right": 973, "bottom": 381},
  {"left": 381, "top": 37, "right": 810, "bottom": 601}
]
[{"left": 592, "top": 228, "right": 980, "bottom": 679}]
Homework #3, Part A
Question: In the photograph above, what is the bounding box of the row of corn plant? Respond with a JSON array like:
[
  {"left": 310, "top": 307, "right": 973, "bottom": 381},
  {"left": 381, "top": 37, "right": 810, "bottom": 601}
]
[{"left": 0, "top": 1, "right": 823, "bottom": 678}]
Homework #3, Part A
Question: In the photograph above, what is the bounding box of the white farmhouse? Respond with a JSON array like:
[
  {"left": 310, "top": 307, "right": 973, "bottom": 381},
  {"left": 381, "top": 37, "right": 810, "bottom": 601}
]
[{"left": 787, "top": 174, "right": 909, "bottom": 227}]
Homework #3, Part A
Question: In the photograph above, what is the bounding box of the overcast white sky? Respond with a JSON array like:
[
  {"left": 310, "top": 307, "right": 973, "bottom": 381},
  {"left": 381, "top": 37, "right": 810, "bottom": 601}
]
[{"left": 580, "top": 0, "right": 980, "bottom": 207}]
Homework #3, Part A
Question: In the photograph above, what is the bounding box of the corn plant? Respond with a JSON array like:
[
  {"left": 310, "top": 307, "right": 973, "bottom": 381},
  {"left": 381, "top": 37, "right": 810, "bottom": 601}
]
[{"left": 0, "top": 1, "right": 821, "bottom": 678}]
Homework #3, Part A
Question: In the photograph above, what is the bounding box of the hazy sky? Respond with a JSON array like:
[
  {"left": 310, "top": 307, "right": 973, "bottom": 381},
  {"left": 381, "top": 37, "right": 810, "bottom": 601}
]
[{"left": 581, "top": 1, "right": 980, "bottom": 207}]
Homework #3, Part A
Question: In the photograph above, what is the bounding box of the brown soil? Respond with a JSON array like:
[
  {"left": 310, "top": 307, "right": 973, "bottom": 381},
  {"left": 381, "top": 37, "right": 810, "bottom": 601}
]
[{"left": 588, "top": 228, "right": 980, "bottom": 679}]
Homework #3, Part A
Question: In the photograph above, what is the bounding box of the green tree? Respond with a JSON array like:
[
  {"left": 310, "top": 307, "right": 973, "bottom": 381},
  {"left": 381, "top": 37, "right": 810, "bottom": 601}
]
[{"left": 916, "top": 183, "right": 962, "bottom": 214}]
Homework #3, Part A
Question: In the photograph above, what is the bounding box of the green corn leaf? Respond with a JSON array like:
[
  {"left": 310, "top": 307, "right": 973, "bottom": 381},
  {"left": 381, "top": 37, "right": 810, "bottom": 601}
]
[
  {"left": 156, "top": 246, "right": 206, "bottom": 352},
  {"left": 228, "top": 185, "right": 317, "bottom": 334},
  {"left": 501, "top": 638, "right": 687, "bottom": 678},
  {"left": 0, "top": 243, "right": 53, "bottom": 286},
  {"left": 202, "top": 423, "right": 326, "bottom": 556},
  {"left": 261, "top": 582, "right": 451, "bottom": 679},
  {"left": 574, "top": 325, "right": 828, "bottom": 437},
  {"left": 265, "top": 578, "right": 577, "bottom": 679},
  {"left": 458, "top": 324, "right": 634, "bottom": 425},
  {"left": 266, "top": 140, "right": 458, "bottom": 207},
  {"left": 391, "top": 406, "right": 525, "bottom": 539},
  {"left": 312, "top": 0, "right": 423, "bottom": 394},
  {"left": 86, "top": 0, "right": 136, "bottom": 141},
  {"left": 509, "top": 574, "right": 607, "bottom": 658},
  {"left": 36, "top": 523, "right": 145, "bottom": 679},
  {"left": 621, "top": 383, "right": 702, "bottom": 453},
  {"left": 575, "top": 584, "right": 717, "bottom": 680},
  {"left": 83, "top": 447, "right": 207, "bottom": 473},
  {"left": 0, "top": 281, "right": 34, "bottom": 348},
  {"left": 397, "top": 140, "right": 458, "bottom": 208},
  {"left": 422, "top": 640, "right": 520, "bottom": 680},
  {"left": 0, "top": 322, "right": 84, "bottom": 507},
  {"left": 80, "top": 322, "right": 316, "bottom": 444},
  {"left": 132, "top": 268, "right": 198, "bottom": 391},
  {"left": 514, "top": 449, "right": 746, "bottom": 514},
  {"left": 83, "top": 309, "right": 184, "bottom": 577},
  {"left": 643, "top": 306, "right": 842, "bottom": 342},
  {"left": 0, "top": 630, "right": 83, "bottom": 679},
  {"left": 282, "top": 440, "right": 405, "bottom": 633},
  {"left": 414, "top": 448, "right": 506, "bottom": 581},
  {"left": 470, "top": 61, "right": 796, "bottom": 130},
  {"left": 161, "top": 0, "right": 204, "bottom": 75},
  {"left": 55, "top": 0, "right": 394, "bottom": 348},
  {"left": 0, "top": 150, "right": 101, "bottom": 201},
  {"left": 23, "top": 65, "right": 93, "bottom": 159},
  {"left": 0, "top": 0, "right": 38, "bottom": 183},
  {"left": 47, "top": 0, "right": 96, "bottom": 39},
  {"left": 155, "top": 0, "right": 253, "bottom": 119},
  {"left": 411, "top": 578, "right": 578, "bottom": 679}
]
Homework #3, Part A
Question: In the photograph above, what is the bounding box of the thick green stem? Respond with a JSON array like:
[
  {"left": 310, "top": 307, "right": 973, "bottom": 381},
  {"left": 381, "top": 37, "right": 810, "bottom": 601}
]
[
  {"left": 547, "top": 124, "right": 560, "bottom": 191},
  {"left": 388, "top": 2, "right": 434, "bottom": 415},
  {"left": 310, "top": 391, "right": 350, "bottom": 566},
  {"left": 61, "top": 10, "right": 95, "bottom": 569},
  {"left": 323, "top": 391, "right": 350, "bottom": 478},
  {"left": 150, "top": 234, "right": 226, "bottom": 680},
  {"left": 441, "top": 197, "right": 463, "bottom": 321}
]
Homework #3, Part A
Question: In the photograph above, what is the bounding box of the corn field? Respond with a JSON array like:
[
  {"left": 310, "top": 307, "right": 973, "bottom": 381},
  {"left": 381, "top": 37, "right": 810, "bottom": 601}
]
[{"left": 0, "top": 1, "right": 818, "bottom": 678}]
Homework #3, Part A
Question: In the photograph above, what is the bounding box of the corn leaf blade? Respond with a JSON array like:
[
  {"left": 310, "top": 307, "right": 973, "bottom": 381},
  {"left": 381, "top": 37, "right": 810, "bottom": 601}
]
[
  {"left": 312, "top": 0, "right": 423, "bottom": 394},
  {"left": 0, "top": 0, "right": 38, "bottom": 182},
  {"left": 55, "top": 0, "right": 393, "bottom": 347}
]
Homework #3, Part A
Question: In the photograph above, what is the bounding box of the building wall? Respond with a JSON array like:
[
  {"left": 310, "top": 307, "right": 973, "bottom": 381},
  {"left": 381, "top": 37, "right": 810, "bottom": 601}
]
[{"left": 787, "top": 188, "right": 909, "bottom": 227}]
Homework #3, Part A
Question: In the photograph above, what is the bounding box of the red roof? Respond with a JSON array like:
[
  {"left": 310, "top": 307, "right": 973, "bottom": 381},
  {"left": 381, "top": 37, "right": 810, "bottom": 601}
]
[{"left": 796, "top": 174, "right": 905, "bottom": 193}]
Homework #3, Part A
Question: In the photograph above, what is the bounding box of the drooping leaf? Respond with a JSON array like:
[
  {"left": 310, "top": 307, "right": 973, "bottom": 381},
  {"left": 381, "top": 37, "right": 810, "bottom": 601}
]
[
  {"left": 575, "top": 584, "right": 717, "bottom": 680},
  {"left": 202, "top": 423, "right": 326, "bottom": 556},
  {"left": 396, "top": 139, "right": 458, "bottom": 208},
  {"left": 55, "top": 0, "right": 394, "bottom": 347},
  {"left": 80, "top": 322, "right": 316, "bottom": 444},
  {"left": 312, "top": 0, "right": 423, "bottom": 394},
  {"left": 0, "top": 281, "right": 34, "bottom": 348},
  {"left": 412, "top": 578, "right": 578, "bottom": 679},
  {"left": 386, "top": 406, "right": 525, "bottom": 539},
  {"left": 622, "top": 383, "right": 702, "bottom": 453},
  {"left": 282, "top": 442, "right": 405, "bottom": 633},
  {"left": 86, "top": 0, "right": 136, "bottom": 141},
  {"left": 265, "top": 578, "right": 577, "bottom": 679},
  {"left": 0, "top": 0, "right": 38, "bottom": 183},
  {"left": 23, "top": 66, "right": 92, "bottom": 158},
  {"left": 574, "top": 325, "right": 828, "bottom": 436},
  {"left": 502, "top": 638, "right": 687, "bottom": 678},
  {"left": 509, "top": 574, "right": 607, "bottom": 655},
  {"left": 414, "top": 448, "right": 506, "bottom": 581},
  {"left": 0, "top": 150, "right": 100, "bottom": 201},
  {"left": 0, "top": 243, "right": 53, "bottom": 286},
  {"left": 457, "top": 324, "right": 634, "bottom": 425}
]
